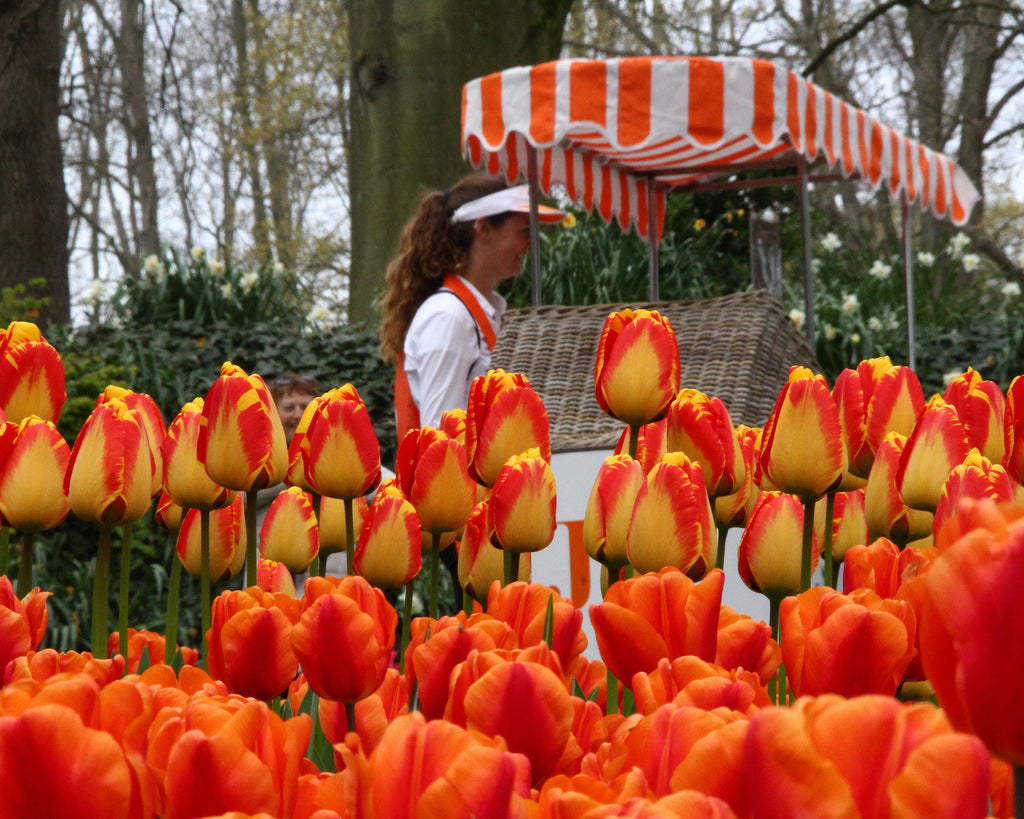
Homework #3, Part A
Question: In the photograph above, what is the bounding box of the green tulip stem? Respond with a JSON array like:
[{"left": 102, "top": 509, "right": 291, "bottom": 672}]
[
  {"left": 118, "top": 522, "right": 134, "bottom": 660},
  {"left": 800, "top": 497, "right": 815, "bottom": 592},
  {"left": 1015, "top": 765, "right": 1023, "bottom": 819},
  {"left": 201, "top": 508, "right": 212, "bottom": 668},
  {"left": 92, "top": 525, "right": 114, "bottom": 657},
  {"left": 345, "top": 701, "right": 357, "bottom": 736},
  {"left": 503, "top": 549, "right": 513, "bottom": 587},
  {"left": 509, "top": 551, "right": 521, "bottom": 587},
  {"left": 768, "top": 596, "right": 785, "bottom": 705},
  {"left": 0, "top": 526, "right": 9, "bottom": 579},
  {"left": 463, "top": 588, "right": 473, "bottom": 617},
  {"left": 399, "top": 578, "right": 414, "bottom": 674},
  {"left": 312, "top": 493, "right": 326, "bottom": 577},
  {"left": 715, "top": 524, "right": 728, "bottom": 572},
  {"left": 429, "top": 533, "right": 441, "bottom": 621},
  {"left": 245, "top": 488, "right": 258, "bottom": 587},
  {"left": 344, "top": 497, "right": 355, "bottom": 576},
  {"left": 165, "top": 541, "right": 183, "bottom": 663},
  {"left": 823, "top": 491, "right": 836, "bottom": 589},
  {"left": 16, "top": 530, "right": 34, "bottom": 598},
  {"left": 607, "top": 668, "right": 619, "bottom": 716},
  {"left": 628, "top": 423, "right": 641, "bottom": 461}
]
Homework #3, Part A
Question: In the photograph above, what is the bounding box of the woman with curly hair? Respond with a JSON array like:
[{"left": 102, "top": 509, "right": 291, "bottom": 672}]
[{"left": 378, "top": 173, "right": 564, "bottom": 436}]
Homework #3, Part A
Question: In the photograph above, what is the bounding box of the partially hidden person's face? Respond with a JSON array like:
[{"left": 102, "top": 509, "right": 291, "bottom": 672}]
[
  {"left": 276, "top": 390, "right": 314, "bottom": 444},
  {"left": 479, "top": 213, "right": 533, "bottom": 282}
]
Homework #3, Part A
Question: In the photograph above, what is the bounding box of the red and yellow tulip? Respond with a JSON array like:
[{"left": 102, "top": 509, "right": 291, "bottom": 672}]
[
  {"left": 1003, "top": 373, "right": 1024, "bottom": 483},
  {"left": 0, "top": 320, "right": 66, "bottom": 424},
  {"left": 65, "top": 397, "right": 154, "bottom": 527},
  {"left": 318, "top": 494, "right": 368, "bottom": 561},
  {"left": 206, "top": 587, "right": 301, "bottom": 701},
  {"left": 594, "top": 308, "right": 680, "bottom": 427},
  {"left": 354, "top": 481, "right": 422, "bottom": 589},
  {"left": 300, "top": 384, "right": 381, "bottom": 499},
  {"left": 162, "top": 398, "right": 236, "bottom": 511},
  {"left": 943, "top": 367, "right": 1006, "bottom": 463},
  {"left": 932, "top": 449, "right": 1024, "bottom": 550},
  {"left": 465, "top": 369, "right": 551, "bottom": 487},
  {"left": 198, "top": 362, "right": 288, "bottom": 492},
  {"left": 614, "top": 416, "right": 667, "bottom": 474},
  {"left": 0, "top": 416, "right": 70, "bottom": 532},
  {"left": 258, "top": 486, "right": 319, "bottom": 573},
  {"left": 813, "top": 487, "right": 869, "bottom": 565},
  {"left": 457, "top": 502, "right": 531, "bottom": 603},
  {"left": 395, "top": 426, "right": 476, "bottom": 535},
  {"left": 738, "top": 491, "right": 818, "bottom": 601},
  {"left": 582, "top": 453, "right": 644, "bottom": 571},
  {"left": 758, "top": 366, "right": 846, "bottom": 501},
  {"left": 896, "top": 395, "right": 971, "bottom": 513},
  {"left": 489, "top": 448, "right": 557, "bottom": 554},
  {"left": 666, "top": 389, "right": 746, "bottom": 497},
  {"left": 176, "top": 493, "right": 247, "bottom": 581},
  {"left": 99, "top": 385, "right": 166, "bottom": 497},
  {"left": 863, "top": 432, "right": 934, "bottom": 546},
  {"left": 713, "top": 424, "right": 761, "bottom": 530},
  {"left": 627, "top": 451, "right": 716, "bottom": 577},
  {"left": 257, "top": 558, "right": 297, "bottom": 595}
]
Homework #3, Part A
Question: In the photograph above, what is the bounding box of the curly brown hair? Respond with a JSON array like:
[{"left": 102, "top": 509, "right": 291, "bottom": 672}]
[{"left": 377, "top": 173, "right": 510, "bottom": 364}]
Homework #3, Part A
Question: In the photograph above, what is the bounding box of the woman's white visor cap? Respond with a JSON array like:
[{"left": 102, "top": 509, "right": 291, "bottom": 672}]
[{"left": 451, "top": 185, "right": 567, "bottom": 224}]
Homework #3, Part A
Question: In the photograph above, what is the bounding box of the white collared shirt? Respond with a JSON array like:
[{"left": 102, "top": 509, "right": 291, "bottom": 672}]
[{"left": 403, "top": 276, "right": 505, "bottom": 428}]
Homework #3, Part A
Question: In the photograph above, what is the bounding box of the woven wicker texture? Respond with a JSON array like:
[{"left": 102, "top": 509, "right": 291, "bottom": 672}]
[{"left": 491, "top": 290, "right": 822, "bottom": 453}]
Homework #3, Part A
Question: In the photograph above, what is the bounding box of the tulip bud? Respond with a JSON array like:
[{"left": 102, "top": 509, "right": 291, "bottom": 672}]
[
  {"left": 489, "top": 448, "right": 557, "bottom": 554},
  {"left": 0, "top": 320, "right": 66, "bottom": 423},
  {"left": 257, "top": 558, "right": 298, "bottom": 596},
  {"left": 943, "top": 368, "right": 1006, "bottom": 463},
  {"left": 614, "top": 417, "right": 667, "bottom": 474},
  {"left": 666, "top": 389, "right": 746, "bottom": 497},
  {"left": 1004, "top": 374, "right": 1024, "bottom": 483},
  {"left": 162, "top": 398, "right": 236, "bottom": 511},
  {"left": 582, "top": 453, "right": 643, "bottom": 571},
  {"left": 458, "top": 501, "right": 530, "bottom": 602},
  {"left": 932, "top": 450, "right": 1024, "bottom": 550},
  {"left": 258, "top": 486, "right": 319, "bottom": 573},
  {"left": 896, "top": 396, "right": 971, "bottom": 513},
  {"left": 814, "top": 488, "right": 869, "bottom": 564},
  {"left": 713, "top": 424, "right": 761, "bottom": 530},
  {"left": 318, "top": 494, "right": 368, "bottom": 560},
  {"left": 0, "top": 416, "right": 70, "bottom": 532},
  {"left": 354, "top": 482, "right": 422, "bottom": 589},
  {"left": 465, "top": 369, "right": 551, "bottom": 487},
  {"left": 594, "top": 308, "right": 680, "bottom": 427},
  {"left": 863, "top": 432, "right": 933, "bottom": 546},
  {"left": 395, "top": 427, "right": 476, "bottom": 535},
  {"left": 738, "top": 491, "right": 819, "bottom": 600},
  {"left": 301, "top": 384, "right": 382, "bottom": 499},
  {"left": 176, "top": 494, "right": 247, "bottom": 581},
  {"left": 99, "top": 386, "right": 166, "bottom": 497}
]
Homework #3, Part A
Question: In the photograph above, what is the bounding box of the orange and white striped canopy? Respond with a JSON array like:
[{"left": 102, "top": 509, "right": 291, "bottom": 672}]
[{"left": 461, "top": 57, "right": 980, "bottom": 238}]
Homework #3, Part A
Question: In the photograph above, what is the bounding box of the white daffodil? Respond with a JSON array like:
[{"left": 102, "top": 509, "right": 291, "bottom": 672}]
[
  {"left": 824, "top": 324, "right": 837, "bottom": 340},
  {"left": 916, "top": 251, "right": 935, "bottom": 267},
  {"left": 842, "top": 293, "right": 859, "bottom": 314},
  {"left": 81, "top": 279, "right": 108, "bottom": 307},
  {"left": 210, "top": 259, "right": 225, "bottom": 277},
  {"left": 191, "top": 245, "right": 205, "bottom": 262},
  {"left": 820, "top": 232, "right": 842, "bottom": 252},
  {"left": 947, "top": 232, "right": 970, "bottom": 258},
  {"left": 220, "top": 282, "right": 234, "bottom": 298},
  {"left": 240, "top": 271, "right": 259, "bottom": 293},
  {"left": 1002, "top": 281, "right": 1021, "bottom": 298},
  {"left": 788, "top": 308, "right": 805, "bottom": 329},
  {"left": 868, "top": 259, "right": 892, "bottom": 280},
  {"left": 962, "top": 253, "right": 981, "bottom": 272},
  {"left": 144, "top": 255, "right": 161, "bottom": 274},
  {"left": 867, "top": 316, "right": 883, "bottom": 332}
]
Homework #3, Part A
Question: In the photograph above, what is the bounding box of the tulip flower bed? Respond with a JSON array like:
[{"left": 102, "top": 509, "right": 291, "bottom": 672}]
[{"left": 1, "top": 314, "right": 1023, "bottom": 818}]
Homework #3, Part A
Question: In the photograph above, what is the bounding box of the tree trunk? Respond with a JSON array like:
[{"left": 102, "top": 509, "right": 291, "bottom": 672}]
[
  {"left": 0, "top": 0, "right": 69, "bottom": 327},
  {"left": 347, "top": 0, "right": 575, "bottom": 325}
]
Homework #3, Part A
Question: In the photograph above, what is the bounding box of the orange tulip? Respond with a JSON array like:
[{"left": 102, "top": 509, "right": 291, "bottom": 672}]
[
  {"left": 758, "top": 366, "right": 846, "bottom": 501},
  {"left": 863, "top": 431, "right": 934, "bottom": 546},
  {"left": 148, "top": 695, "right": 310, "bottom": 819},
  {"left": 486, "top": 581, "right": 587, "bottom": 668},
  {"left": 780, "top": 585, "right": 916, "bottom": 697},
  {"left": 917, "top": 499, "right": 1024, "bottom": 765},
  {"left": 367, "top": 712, "right": 532, "bottom": 819},
  {"left": 99, "top": 385, "right": 167, "bottom": 497},
  {"left": 107, "top": 627, "right": 199, "bottom": 672},
  {"left": 614, "top": 416, "right": 668, "bottom": 474},
  {"left": 0, "top": 416, "right": 70, "bottom": 531},
  {"left": 666, "top": 389, "right": 746, "bottom": 497},
  {"left": 0, "top": 703, "right": 134, "bottom": 819},
  {"left": 842, "top": 536, "right": 935, "bottom": 597},
  {"left": 463, "top": 658, "right": 575, "bottom": 785},
  {"left": 627, "top": 451, "right": 716, "bottom": 577},
  {"left": 65, "top": 397, "right": 154, "bottom": 527},
  {"left": 258, "top": 486, "right": 319, "bottom": 573},
  {"left": 631, "top": 655, "right": 771, "bottom": 715},
  {"left": 176, "top": 493, "right": 247, "bottom": 581},
  {"left": 162, "top": 398, "right": 236, "bottom": 511},
  {"left": 589, "top": 567, "right": 724, "bottom": 686},
  {"left": 198, "top": 361, "right": 288, "bottom": 492},
  {"left": 1003, "top": 374, "right": 1024, "bottom": 483},
  {"left": 582, "top": 453, "right": 644, "bottom": 571},
  {"left": 813, "top": 487, "right": 869, "bottom": 564},
  {"left": 300, "top": 384, "right": 381, "bottom": 499},
  {"left": 395, "top": 426, "right": 475, "bottom": 535},
  {"left": 354, "top": 481, "right": 422, "bottom": 589},
  {"left": 932, "top": 449, "right": 1023, "bottom": 550},
  {"left": 465, "top": 369, "right": 551, "bottom": 487},
  {"left": 832, "top": 357, "right": 924, "bottom": 479},
  {"left": 0, "top": 576, "right": 50, "bottom": 674},
  {"left": 715, "top": 605, "right": 782, "bottom": 684},
  {"left": 291, "top": 575, "right": 396, "bottom": 703},
  {"left": 944, "top": 367, "right": 1006, "bottom": 463},
  {"left": 257, "top": 558, "right": 297, "bottom": 596},
  {"left": 738, "top": 491, "right": 818, "bottom": 601},
  {"left": 593, "top": 308, "right": 680, "bottom": 427},
  {"left": 713, "top": 424, "right": 761, "bottom": 530},
  {"left": 896, "top": 395, "right": 971, "bottom": 513},
  {"left": 4, "top": 647, "right": 124, "bottom": 688},
  {"left": 489, "top": 448, "right": 557, "bottom": 554},
  {"left": 206, "top": 587, "right": 301, "bottom": 701},
  {"left": 0, "top": 320, "right": 66, "bottom": 424},
  {"left": 745, "top": 695, "right": 990, "bottom": 818}
]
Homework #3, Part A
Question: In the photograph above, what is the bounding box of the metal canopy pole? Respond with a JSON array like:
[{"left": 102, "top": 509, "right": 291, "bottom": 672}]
[
  {"left": 902, "top": 199, "right": 916, "bottom": 371},
  {"left": 648, "top": 181, "right": 659, "bottom": 302},
  {"left": 527, "top": 150, "right": 542, "bottom": 307},
  {"left": 797, "top": 157, "right": 815, "bottom": 344}
]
